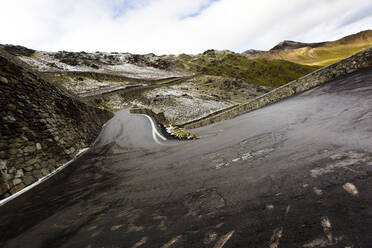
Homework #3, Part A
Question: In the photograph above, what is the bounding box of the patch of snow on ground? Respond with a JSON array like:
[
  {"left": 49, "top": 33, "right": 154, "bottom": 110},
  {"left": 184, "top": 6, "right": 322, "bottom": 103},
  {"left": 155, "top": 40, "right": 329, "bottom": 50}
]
[
  {"left": 104, "top": 64, "right": 186, "bottom": 79},
  {"left": 141, "top": 86, "right": 234, "bottom": 124},
  {"left": 20, "top": 52, "right": 92, "bottom": 72},
  {"left": 19, "top": 52, "right": 187, "bottom": 80}
]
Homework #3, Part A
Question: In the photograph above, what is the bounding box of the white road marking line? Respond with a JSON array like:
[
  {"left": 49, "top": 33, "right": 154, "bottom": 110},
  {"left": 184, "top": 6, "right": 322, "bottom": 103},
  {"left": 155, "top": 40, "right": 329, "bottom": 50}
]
[
  {"left": 343, "top": 182, "right": 359, "bottom": 196},
  {"left": 0, "top": 147, "right": 89, "bottom": 207},
  {"left": 270, "top": 227, "right": 283, "bottom": 248},
  {"left": 139, "top": 114, "right": 167, "bottom": 145},
  {"left": 320, "top": 216, "right": 333, "bottom": 243},
  {"left": 213, "top": 230, "right": 235, "bottom": 248},
  {"left": 160, "top": 235, "right": 182, "bottom": 248}
]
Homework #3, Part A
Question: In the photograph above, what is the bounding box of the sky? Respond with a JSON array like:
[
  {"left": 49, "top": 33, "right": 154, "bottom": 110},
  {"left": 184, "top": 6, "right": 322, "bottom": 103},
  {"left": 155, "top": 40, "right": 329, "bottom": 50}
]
[{"left": 0, "top": 0, "right": 371, "bottom": 55}]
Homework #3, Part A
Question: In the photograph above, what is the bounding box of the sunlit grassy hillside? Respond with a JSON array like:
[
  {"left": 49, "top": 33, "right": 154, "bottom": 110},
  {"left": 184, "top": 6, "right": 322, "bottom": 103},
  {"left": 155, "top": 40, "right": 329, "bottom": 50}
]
[
  {"left": 244, "top": 30, "right": 372, "bottom": 67},
  {"left": 177, "top": 50, "right": 319, "bottom": 88}
]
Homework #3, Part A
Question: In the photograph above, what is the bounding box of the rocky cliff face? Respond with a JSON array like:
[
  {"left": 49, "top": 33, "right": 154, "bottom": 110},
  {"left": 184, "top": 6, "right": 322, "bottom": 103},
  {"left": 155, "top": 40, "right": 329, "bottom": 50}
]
[{"left": 0, "top": 49, "right": 113, "bottom": 199}]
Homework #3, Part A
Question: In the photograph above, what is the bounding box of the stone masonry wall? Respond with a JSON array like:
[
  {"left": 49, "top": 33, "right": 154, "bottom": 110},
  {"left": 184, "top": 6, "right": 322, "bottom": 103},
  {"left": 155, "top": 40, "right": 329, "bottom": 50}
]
[
  {"left": 182, "top": 47, "right": 372, "bottom": 129},
  {"left": 0, "top": 49, "right": 113, "bottom": 200}
]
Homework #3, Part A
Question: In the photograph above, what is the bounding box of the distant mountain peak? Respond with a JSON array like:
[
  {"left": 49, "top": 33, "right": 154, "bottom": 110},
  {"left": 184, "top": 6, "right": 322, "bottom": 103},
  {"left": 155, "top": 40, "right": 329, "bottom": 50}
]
[
  {"left": 270, "top": 29, "right": 372, "bottom": 51},
  {"left": 270, "top": 40, "right": 326, "bottom": 51},
  {"left": 241, "top": 29, "right": 372, "bottom": 67}
]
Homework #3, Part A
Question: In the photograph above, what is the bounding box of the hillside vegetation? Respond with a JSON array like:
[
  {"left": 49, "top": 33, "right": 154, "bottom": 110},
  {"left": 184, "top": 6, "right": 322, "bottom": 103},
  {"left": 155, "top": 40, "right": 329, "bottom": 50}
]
[
  {"left": 177, "top": 50, "right": 319, "bottom": 88},
  {"left": 243, "top": 30, "right": 372, "bottom": 67}
]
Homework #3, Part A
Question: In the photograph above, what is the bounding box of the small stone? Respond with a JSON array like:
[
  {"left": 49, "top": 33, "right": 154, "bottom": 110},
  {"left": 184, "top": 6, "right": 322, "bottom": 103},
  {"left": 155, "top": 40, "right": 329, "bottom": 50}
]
[
  {"left": 26, "top": 158, "right": 37, "bottom": 165},
  {"left": 41, "top": 168, "right": 49, "bottom": 176},
  {"left": 32, "top": 170, "right": 43, "bottom": 179},
  {"left": 9, "top": 149, "right": 18, "bottom": 155},
  {"left": 40, "top": 161, "right": 48, "bottom": 168},
  {"left": 7, "top": 104, "right": 17, "bottom": 111},
  {"left": 10, "top": 183, "right": 25, "bottom": 194},
  {"left": 0, "top": 140, "right": 8, "bottom": 150},
  {"left": 0, "top": 184, "right": 6, "bottom": 195},
  {"left": 36, "top": 143, "right": 42, "bottom": 150},
  {"left": 2, "top": 171, "right": 13, "bottom": 181},
  {"left": 0, "top": 160, "right": 7, "bottom": 170},
  {"left": 24, "top": 146, "right": 36, "bottom": 153},
  {"left": 24, "top": 166, "right": 33, "bottom": 172},
  {"left": 7, "top": 115, "right": 16, "bottom": 122},
  {"left": 0, "top": 151, "right": 6, "bottom": 159},
  {"left": 12, "top": 178, "right": 22, "bottom": 185},
  {"left": 15, "top": 169, "right": 24, "bottom": 178},
  {"left": 0, "top": 76, "right": 8, "bottom": 84},
  {"left": 23, "top": 176, "right": 36, "bottom": 186},
  {"left": 48, "top": 159, "right": 56, "bottom": 165}
]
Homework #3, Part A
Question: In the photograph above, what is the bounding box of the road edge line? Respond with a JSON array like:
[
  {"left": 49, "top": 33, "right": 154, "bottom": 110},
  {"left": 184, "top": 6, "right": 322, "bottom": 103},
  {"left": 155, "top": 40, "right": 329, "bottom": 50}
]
[{"left": 0, "top": 148, "right": 89, "bottom": 207}]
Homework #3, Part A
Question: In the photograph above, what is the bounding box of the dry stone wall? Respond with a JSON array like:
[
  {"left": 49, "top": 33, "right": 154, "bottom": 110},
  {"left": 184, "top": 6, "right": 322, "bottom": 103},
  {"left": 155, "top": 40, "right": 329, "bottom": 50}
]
[
  {"left": 183, "top": 47, "right": 372, "bottom": 129},
  {"left": 0, "top": 49, "right": 113, "bottom": 200}
]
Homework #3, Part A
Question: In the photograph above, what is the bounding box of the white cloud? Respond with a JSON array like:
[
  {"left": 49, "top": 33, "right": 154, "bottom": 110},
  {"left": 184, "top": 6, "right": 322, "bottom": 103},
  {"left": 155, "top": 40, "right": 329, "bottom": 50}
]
[{"left": 0, "top": 0, "right": 371, "bottom": 54}]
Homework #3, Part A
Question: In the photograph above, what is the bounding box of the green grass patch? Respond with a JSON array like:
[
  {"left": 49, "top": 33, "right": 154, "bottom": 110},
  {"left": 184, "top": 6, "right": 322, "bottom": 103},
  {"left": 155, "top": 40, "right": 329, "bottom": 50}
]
[
  {"left": 179, "top": 51, "right": 319, "bottom": 88},
  {"left": 262, "top": 43, "right": 372, "bottom": 67},
  {"left": 96, "top": 101, "right": 117, "bottom": 112}
]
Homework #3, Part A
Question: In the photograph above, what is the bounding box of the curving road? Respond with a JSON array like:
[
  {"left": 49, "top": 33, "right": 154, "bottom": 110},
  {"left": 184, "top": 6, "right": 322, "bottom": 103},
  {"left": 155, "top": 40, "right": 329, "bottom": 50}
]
[{"left": 0, "top": 68, "right": 371, "bottom": 248}]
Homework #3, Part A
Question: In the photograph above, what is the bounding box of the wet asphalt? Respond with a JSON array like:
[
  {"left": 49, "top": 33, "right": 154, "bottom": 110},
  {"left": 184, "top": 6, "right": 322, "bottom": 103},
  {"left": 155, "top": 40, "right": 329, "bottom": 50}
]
[{"left": 0, "top": 68, "right": 371, "bottom": 248}]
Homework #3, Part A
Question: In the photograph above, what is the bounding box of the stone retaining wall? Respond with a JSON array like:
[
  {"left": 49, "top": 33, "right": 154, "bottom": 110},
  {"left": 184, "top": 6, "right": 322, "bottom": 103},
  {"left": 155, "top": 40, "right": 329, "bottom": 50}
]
[
  {"left": 0, "top": 49, "right": 113, "bottom": 200},
  {"left": 43, "top": 71, "right": 180, "bottom": 84},
  {"left": 182, "top": 47, "right": 372, "bottom": 129}
]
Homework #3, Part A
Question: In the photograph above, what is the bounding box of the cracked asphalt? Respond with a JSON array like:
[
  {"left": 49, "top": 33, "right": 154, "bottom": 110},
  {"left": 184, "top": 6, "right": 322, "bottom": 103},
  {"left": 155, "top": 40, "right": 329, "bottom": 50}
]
[{"left": 0, "top": 68, "right": 371, "bottom": 248}]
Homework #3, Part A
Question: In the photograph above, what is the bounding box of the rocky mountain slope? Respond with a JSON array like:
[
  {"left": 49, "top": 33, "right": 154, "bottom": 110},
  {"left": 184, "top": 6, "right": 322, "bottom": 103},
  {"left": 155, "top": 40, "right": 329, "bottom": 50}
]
[
  {"left": 0, "top": 44, "right": 318, "bottom": 124},
  {"left": 243, "top": 30, "right": 372, "bottom": 66}
]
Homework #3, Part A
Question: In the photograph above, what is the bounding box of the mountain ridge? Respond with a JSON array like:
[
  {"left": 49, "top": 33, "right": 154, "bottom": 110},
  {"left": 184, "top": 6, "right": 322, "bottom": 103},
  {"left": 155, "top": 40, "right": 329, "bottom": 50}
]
[{"left": 242, "top": 30, "right": 372, "bottom": 66}]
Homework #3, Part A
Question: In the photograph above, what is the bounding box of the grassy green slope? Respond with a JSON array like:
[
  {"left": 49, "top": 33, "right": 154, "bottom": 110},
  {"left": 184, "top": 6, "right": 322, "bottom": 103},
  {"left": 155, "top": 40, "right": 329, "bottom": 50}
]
[
  {"left": 252, "top": 30, "right": 372, "bottom": 67},
  {"left": 178, "top": 51, "right": 319, "bottom": 88},
  {"left": 271, "top": 43, "right": 371, "bottom": 67}
]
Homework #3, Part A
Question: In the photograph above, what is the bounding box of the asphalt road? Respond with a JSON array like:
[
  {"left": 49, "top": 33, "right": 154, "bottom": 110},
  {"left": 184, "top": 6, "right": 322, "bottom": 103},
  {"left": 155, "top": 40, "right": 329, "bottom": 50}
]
[{"left": 0, "top": 68, "right": 371, "bottom": 248}]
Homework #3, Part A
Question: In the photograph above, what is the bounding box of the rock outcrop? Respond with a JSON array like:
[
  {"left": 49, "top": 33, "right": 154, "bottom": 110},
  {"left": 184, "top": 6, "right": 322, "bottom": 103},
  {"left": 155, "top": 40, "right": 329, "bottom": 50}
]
[
  {"left": 0, "top": 45, "right": 35, "bottom": 57},
  {"left": 0, "top": 49, "right": 113, "bottom": 199}
]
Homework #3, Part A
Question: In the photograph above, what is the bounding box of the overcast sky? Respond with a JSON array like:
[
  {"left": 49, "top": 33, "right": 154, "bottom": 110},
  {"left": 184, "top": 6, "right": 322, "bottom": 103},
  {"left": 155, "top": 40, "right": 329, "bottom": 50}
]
[{"left": 1, "top": 0, "right": 371, "bottom": 54}]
